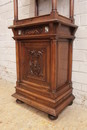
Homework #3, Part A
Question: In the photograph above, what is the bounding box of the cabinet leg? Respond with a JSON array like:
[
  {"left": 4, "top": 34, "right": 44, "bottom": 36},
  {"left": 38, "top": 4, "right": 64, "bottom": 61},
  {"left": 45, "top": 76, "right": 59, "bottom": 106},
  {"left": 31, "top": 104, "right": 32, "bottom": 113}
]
[
  {"left": 16, "top": 99, "right": 24, "bottom": 104},
  {"left": 48, "top": 114, "right": 58, "bottom": 120},
  {"left": 68, "top": 101, "right": 73, "bottom": 106}
]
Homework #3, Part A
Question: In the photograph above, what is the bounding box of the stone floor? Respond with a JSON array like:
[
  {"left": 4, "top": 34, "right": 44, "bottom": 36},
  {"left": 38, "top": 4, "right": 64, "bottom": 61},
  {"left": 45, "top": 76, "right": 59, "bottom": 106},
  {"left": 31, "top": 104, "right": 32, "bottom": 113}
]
[{"left": 0, "top": 79, "right": 87, "bottom": 130}]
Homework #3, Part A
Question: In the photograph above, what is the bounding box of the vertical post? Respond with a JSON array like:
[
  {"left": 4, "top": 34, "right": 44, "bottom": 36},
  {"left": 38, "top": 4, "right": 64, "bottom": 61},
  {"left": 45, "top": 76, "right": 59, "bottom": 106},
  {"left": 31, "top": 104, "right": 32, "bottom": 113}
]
[
  {"left": 35, "top": 0, "right": 38, "bottom": 16},
  {"left": 52, "top": 0, "right": 57, "bottom": 12},
  {"left": 51, "top": 39, "right": 57, "bottom": 93},
  {"left": 70, "top": 0, "right": 74, "bottom": 22},
  {"left": 68, "top": 41, "right": 73, "bottom": 85},
  {"left": 16, "top": 41, "right": 20, "bottom": 83},
  {"left": 14, "top": 0, "right": 18, "bottom": 21}
]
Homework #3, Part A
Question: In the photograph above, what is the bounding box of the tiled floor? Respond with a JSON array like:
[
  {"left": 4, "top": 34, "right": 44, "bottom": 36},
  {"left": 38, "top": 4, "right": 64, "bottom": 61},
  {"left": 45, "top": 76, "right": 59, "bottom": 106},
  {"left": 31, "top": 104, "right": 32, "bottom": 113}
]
[{"left": 0, "top": 79, "right": 87, "bottom": 130}]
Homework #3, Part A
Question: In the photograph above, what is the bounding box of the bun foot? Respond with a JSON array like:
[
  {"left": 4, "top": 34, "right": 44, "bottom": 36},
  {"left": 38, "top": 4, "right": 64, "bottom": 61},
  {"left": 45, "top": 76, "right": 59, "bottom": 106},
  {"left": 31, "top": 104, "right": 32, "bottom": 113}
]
[
  {"left": 16, "top": 99, "right": 24, "bottom": 104},
  {"left": 48, "top": 114, "right": 58, "bottom": 120},
  {"left": 69, "top": 101, "right": 73, "bottom": 106}
]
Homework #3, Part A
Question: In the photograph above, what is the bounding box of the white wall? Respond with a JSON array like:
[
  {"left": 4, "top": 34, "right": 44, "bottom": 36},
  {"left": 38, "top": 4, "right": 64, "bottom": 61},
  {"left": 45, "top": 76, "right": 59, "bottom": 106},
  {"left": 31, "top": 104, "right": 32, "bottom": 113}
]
[
  {"left": 0, "top": 0, "right": 87, "bottom": 106},
  {"left": 0, "top": 0, "right": 35, "bottom": 82},
  {"left": 73, "top": 0, "right": 87, "bottom": 106},
  {"left": 0, "top": 0, "right": 15, "bottom": 82}
]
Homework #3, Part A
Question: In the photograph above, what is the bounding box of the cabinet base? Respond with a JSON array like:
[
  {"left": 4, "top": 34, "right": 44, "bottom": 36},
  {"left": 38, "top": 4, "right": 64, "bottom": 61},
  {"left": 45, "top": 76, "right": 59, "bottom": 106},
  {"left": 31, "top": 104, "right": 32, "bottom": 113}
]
[{"left": 12, "top": 92, "right": 75, "bottom": 117}]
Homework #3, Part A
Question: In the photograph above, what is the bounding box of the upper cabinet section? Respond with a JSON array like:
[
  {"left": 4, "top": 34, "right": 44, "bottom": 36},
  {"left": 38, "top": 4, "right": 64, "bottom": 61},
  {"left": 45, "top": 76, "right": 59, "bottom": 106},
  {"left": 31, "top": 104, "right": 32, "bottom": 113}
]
[
  {"left": 9, "top": 0, "right": 78, "bottom": 41},
  {"left": 10, "top": 0, "right": 76, "bottom": 27},
  {"left": 14, "top": 0, "right": 74, "bottom": 20}
]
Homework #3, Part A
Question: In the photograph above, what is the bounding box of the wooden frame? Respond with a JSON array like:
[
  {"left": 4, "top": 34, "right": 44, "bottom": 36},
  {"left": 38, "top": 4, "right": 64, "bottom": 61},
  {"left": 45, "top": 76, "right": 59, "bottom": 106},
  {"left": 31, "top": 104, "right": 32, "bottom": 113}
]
[
  {"left": 14, "top": 0, "right": 18, "bottom": 21},
  {"left": 35, "top": 0, "right": 38, "bottom": 16},
  {"left": 9, "top": 0, "right": 78, "bottom": 120},
  {"left": 14, "top": 0, "right": 74, "bottom": 22}
]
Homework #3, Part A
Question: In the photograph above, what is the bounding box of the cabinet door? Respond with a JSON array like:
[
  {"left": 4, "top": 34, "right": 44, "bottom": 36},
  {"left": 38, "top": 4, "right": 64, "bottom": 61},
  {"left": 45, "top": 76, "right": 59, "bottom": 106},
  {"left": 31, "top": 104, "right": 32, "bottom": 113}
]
[{"left": 19, "top": 40, "right": 51, "bottom": 88}]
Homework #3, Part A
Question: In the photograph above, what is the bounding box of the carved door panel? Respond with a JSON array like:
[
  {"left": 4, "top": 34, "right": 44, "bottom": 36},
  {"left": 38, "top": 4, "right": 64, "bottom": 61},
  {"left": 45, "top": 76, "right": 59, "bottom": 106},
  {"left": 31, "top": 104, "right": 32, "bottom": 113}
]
[{"left": 20, "top": 40, "right": 51, "bottom": 88}]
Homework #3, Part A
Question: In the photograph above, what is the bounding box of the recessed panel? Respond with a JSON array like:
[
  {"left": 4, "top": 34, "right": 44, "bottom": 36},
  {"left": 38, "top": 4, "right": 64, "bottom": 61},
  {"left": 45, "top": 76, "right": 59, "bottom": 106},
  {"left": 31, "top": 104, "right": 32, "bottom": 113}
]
[
  {"left": 19, "top": 40, "right": 51, "bottom": 87},
  {"left": 57, "top": 41, "right": 69, "bottom": 87}
]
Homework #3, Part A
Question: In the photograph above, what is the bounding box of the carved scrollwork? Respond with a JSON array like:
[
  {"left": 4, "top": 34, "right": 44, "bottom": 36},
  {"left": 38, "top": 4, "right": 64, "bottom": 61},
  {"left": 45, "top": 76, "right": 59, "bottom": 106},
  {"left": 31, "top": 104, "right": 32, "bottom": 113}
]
[
  {"left": 22, "top": 27, "right": 43, "bottom": 35},
  {"left": 28, "top": 49, "right": 45, "bottom": 77}
]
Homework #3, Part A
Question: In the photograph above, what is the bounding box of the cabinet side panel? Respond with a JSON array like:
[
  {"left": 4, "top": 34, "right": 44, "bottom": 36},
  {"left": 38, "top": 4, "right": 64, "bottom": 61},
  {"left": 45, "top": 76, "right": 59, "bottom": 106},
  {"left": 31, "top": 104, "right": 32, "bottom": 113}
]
[{"left": 57, "top": 41, "right": 69, "bottom": 87}]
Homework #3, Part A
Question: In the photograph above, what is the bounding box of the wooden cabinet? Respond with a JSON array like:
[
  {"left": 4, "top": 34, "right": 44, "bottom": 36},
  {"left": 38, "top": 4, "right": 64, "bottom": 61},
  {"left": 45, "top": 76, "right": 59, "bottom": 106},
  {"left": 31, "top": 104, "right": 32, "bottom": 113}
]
[{"left": 9, "top": 0, "right": 78, "bottom": 120}]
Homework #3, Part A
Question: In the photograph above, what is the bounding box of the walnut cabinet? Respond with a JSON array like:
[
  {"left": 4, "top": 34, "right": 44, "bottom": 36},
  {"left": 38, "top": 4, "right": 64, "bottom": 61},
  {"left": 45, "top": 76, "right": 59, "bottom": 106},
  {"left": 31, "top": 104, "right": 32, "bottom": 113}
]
[{"left": 9, "top": 0, "right": 78, "bottom": 120}]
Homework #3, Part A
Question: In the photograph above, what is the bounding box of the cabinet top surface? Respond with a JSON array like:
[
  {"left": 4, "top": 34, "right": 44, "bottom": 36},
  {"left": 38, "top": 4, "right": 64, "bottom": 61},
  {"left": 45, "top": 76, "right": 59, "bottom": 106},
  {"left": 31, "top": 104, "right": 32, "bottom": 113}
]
[{"left": 9, "top": 13, "right": 77, "bottom": 29}]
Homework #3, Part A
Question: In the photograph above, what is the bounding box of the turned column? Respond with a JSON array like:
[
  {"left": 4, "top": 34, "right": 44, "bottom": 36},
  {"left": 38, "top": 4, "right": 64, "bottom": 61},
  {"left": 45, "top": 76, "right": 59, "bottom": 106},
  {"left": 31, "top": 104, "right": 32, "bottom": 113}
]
[
  {"left": 14, "top": 0, "right": 18, "bottom": 22},
  {"left": 35, "top": 0, "right": 38, "bottom": 16},
  {"left": 70, "top": 0, "right": 74, "bottom": 22},
  {"left": 52, "top": 0, "right": 57, "bottom": 12}
]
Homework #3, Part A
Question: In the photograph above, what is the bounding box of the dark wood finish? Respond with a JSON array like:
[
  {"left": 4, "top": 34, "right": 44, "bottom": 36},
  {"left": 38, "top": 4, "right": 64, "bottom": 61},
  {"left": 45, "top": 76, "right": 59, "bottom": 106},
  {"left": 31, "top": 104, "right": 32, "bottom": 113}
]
[
  {"left": 70, "top": 0, "right": 74, "bottom": 22},
  {"left": 48, "top": 114, "right": 58, "bottom": 120},
  {"left": 68, "top": 101, "right": 73, "bottom": 106},
  {"left": 14, "top": 0, "right": 18, "bottom": 22},
  {"left": 9, "top": 0, "right": 78, "bottom": 120},
  {"left": 35, "top": 0, "right": 38, "bottom": 16},
  {"left": 16, "top": 99, "right": 24, "bottom": 104},
  {"left": 52, "top": 0, "right": 57, "bottom": 12}
]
